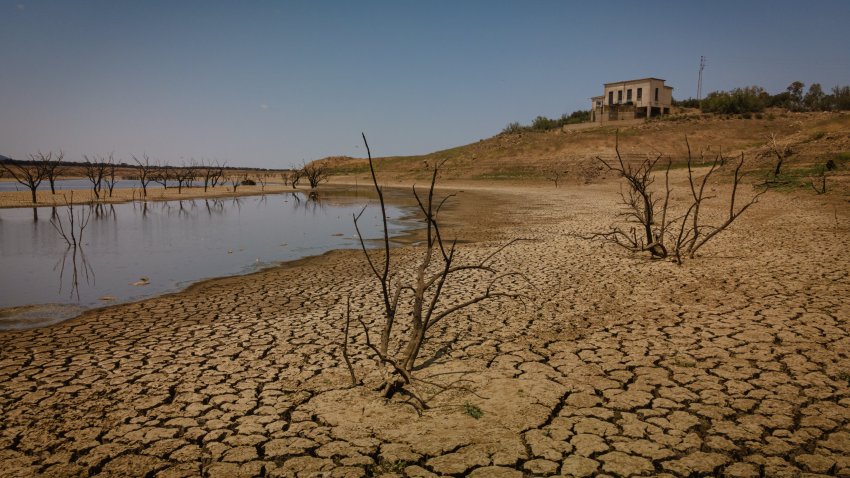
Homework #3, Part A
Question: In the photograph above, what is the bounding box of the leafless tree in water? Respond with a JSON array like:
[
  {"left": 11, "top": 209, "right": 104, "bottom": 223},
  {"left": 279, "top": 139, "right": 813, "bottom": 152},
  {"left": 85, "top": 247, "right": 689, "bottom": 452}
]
[
  {"left": 50, "top": 193, "right": 94, "bottom": 300},
  {"left": 133, "top": 154, "right": 154, "bottom": 197},
  {"left": 40, "top": 150, "right": 64, "bottom": 195},
  {"left": 103, "top": 159, "right": 118, "bottom": 198},
  {"left": 152, "top": 164, "right": 173, "bottom": 190},
  {"left": 202, "top": 160, "right": 226, "bottom": 191},
  {"left": 291, "top": 170, "right": 303, "bottom": 189},
  {"left": 82, "top": 154, "right": 112, "bottom": 200},
  {"left": 301, "top": 162, "right": 329, "bottom": 190},
  {"left": 174, "top": 162, "right": 197, "bottom": 193}
]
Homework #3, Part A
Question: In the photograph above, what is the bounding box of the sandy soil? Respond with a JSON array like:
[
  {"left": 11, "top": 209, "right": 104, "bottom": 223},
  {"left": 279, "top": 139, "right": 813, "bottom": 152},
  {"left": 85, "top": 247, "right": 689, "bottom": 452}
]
[{"left": 1, "top": 177, "right": 849, "bottom": 478}]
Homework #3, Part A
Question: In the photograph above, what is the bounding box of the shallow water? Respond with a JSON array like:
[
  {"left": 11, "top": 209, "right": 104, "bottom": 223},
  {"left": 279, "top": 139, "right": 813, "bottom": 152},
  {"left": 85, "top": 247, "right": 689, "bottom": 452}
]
[
  {"left": 0, "top": 178, "right": 154, "bottom": 192},
  {"left": 0, "top": 192, "right": 410, "bottom": 329}
]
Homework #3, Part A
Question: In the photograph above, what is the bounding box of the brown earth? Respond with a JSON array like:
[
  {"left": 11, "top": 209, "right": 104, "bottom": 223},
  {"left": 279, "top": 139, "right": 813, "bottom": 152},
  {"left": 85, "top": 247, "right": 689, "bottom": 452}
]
[
  {"left": 1, "top": 170, "right": 849, "bottom": 477},
  {"left": 319, "top": 111, "right": 850, "bottom": 193}
]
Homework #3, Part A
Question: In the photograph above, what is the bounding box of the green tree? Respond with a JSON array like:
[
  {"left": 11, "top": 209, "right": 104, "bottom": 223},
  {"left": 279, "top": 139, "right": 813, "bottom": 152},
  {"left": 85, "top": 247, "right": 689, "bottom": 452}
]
[
  {"left": 804, "top": 83, "right": 825, "bottom": 111},
  {"left": 700, "top": 86, "right": 766, "bottom": 114},
  {"left": 787, "top": 81, "right": 805, "bottom": 110},
  {"left": 831, "top": 85, "right": 850, "bottom": 110}
]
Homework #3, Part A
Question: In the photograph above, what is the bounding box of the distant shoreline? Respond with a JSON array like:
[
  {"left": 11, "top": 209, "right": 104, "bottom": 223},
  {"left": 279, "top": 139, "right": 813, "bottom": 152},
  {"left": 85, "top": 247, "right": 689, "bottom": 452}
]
[{"left": 0, "top": 181, "right": 304, "bottom": 209}]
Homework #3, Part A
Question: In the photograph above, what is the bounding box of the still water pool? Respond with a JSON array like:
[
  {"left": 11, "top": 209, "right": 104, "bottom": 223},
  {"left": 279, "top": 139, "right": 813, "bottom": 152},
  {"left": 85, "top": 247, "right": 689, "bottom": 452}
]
[{"left": 0, "top": 192, "right": 410, "bottom": 329}]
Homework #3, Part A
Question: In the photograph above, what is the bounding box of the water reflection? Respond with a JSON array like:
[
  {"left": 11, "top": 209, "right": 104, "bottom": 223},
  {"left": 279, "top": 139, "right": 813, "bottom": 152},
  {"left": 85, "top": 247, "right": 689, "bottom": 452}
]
[
  {"left": 204, "top": 199, "right": 225, "bottom": 216},
  {"left": 292, "top": 192, "right": 326, "bottom": 214},
  {"left": 48, "top": 200, "right": 95, "bottom": 301},
  {"left": 55, "top": 246, "right": 95, "bottom": 301},
  {"left": 0, "top": 191, "right": 410, "bottom": 327}
]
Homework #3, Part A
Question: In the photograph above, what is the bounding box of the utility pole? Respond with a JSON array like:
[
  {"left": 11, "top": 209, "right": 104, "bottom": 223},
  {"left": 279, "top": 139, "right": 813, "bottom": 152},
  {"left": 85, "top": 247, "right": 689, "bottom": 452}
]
[{"left": 697, "top": 56, "right": 706, "bottom": 101}]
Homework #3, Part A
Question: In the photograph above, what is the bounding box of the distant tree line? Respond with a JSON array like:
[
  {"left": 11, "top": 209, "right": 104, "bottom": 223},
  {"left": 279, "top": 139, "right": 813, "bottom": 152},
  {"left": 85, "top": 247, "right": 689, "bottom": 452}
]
[
  {"left": 673, "top": 81, "right": 850, "bottom": 115},
  {"left": 502, "top": 109, "right": 591, "bottom": 133}
]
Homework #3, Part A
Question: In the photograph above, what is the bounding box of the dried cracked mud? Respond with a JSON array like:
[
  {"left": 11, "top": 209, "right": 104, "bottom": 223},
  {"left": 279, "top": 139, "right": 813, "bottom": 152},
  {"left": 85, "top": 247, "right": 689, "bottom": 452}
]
[{"left": 1, "top": 182, "right": 849, "bottom": 477}]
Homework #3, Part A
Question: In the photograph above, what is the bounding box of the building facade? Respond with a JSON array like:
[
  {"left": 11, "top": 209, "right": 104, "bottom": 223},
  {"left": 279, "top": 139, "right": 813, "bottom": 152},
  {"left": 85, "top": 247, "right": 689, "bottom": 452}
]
[{"left": 590, "top": 78, "right": 673, "bottom": 123}]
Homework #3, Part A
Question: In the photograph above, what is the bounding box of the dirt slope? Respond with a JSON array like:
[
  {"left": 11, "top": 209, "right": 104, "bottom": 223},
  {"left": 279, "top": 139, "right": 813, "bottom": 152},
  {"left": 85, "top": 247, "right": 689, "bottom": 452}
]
[{"left": 320, "top": 111, "right": 850, "bottom": 187}]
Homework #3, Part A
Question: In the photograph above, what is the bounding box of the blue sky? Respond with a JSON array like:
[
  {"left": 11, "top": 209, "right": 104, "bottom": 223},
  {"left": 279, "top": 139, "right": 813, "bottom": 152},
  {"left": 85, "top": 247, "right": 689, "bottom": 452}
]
[{"left": 1, "top": 1, "right": 848, "bottom": 168}]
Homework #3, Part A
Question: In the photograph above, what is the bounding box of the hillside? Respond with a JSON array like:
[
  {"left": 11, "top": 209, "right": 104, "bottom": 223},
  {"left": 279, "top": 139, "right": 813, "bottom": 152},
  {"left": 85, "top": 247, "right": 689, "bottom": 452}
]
[{"left": 319, "top": 110, "right": 850, "bottom": 187}]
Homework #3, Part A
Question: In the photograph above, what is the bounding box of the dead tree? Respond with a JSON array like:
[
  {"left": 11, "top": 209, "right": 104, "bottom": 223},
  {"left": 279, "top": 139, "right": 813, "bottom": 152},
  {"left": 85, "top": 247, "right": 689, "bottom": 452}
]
[
  {"left": 301, "top": 162, "right": 328, "bottom": 189},
  {"left": 152, "top": 164, "right": 172, "bottom": 190},
  {"left": 50, "top": 192, "right": 94, "bottom": 300},
  {"left": 211, "top": 162, "right": 226, "bottom": 187},
  {"left": 256, "top": 174, "right": 267, "bottom": 191},
  {"left": 183, "top": 161, "right": 198, "bottom": 189},
  {"left": 586, "top": 134, "right": 766, "bottom": 263},
  {"left": 82, "top": 154, "right": 111, "bottom": 200},
  {"left": 591, "top": 133, "right": 670, "bottom": 258},
  {"left": 40, "top": 150, "right": 64, "bottom": 194},
  {"left": 174, "top": 162, "right": 196, "bottom": 194},
  {"left": 50, "top": 192, "right": 91, "bottom": 248},
  {"left": 133, "top": 154, "right": 154, "bottom": 197},
  {"left": 289, "top": 169, "right": 304, "bottom": 189},
  {"left": 544, "top": 165, "right": 567, "bottom": 188},
  {"left": 103, "top": 160, "right": 118, "bottom": 198},
  {"left": 768, "top": 133, "right": 792, "bottom": 179},
  {"left": 229, "top": 176, "right": 239, "bottom": 193},
  {"left": 346, "top": 133, "right": 531, "bottom": 402},
  {"left": 201, "top": 160, "right": 222, "bottom": 191},
  {"left": 1, "top": 154, "right": 49, "bottom": 203},
  {"left": 672, "top": 146, "right": 766, "bottom": 261}
]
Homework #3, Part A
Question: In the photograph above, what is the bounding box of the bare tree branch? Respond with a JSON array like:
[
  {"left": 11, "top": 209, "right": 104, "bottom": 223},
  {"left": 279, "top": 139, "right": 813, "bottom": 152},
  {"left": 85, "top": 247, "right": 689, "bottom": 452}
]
[{"left": 346, "top": 133, "right": 532, "bottom": 403}]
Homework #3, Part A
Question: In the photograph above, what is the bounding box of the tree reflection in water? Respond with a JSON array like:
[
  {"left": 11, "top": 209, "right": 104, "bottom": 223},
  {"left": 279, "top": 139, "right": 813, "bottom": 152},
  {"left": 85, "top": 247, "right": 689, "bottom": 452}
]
[{"left": 49, "top": 195, "right": 95, "bottom": 301}]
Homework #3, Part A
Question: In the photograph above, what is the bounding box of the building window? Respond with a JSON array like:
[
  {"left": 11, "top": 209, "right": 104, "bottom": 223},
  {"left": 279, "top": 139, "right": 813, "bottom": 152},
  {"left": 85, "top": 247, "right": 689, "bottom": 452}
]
[
  {"left": 608, "top": 91, "right": 613, "bottom": 105},
  {"left": 617, "top": 90, "right": 623, "bottom": 103},
  {"left": 627, "top": 89, "right": 632, "bottom": 102},
  {"left": 655, "top": 88, "right": 659, "bottom": 101},
  {"left": 637, "top": 88, "right": 642, "bottom": 100}
]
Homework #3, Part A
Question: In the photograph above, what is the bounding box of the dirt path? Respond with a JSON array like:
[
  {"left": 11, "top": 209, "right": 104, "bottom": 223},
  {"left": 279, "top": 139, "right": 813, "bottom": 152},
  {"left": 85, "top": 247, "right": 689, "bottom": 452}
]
[{"left": 1, "top": 183, "right": 849, "bottom": 477}]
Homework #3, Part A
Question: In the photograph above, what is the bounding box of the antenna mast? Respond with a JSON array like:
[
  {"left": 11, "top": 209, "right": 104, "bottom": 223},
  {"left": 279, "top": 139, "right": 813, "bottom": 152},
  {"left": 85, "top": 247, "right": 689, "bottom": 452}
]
[{"left": 697, "top": 55, "right": 706, "bottom": 101}]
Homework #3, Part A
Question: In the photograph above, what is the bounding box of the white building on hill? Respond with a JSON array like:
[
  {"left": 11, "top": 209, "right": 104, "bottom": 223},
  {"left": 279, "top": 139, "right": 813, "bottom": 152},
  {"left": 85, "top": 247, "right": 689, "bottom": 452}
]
[{"left": 590, "top": 78, "right": 673, "bottom": 123}]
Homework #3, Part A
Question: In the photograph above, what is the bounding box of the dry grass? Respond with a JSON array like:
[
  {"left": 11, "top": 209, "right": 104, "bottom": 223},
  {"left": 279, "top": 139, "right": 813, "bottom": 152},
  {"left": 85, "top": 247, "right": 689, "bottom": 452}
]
[{"left": 317, "top": 111, "right": 850, "bottom": 191}]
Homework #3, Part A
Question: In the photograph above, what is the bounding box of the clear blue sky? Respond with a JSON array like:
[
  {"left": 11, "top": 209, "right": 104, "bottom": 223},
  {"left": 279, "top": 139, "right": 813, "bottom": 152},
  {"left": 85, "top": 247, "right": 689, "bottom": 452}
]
[{"left": 2, "top": 1, "right": 848, "bottom": 168}]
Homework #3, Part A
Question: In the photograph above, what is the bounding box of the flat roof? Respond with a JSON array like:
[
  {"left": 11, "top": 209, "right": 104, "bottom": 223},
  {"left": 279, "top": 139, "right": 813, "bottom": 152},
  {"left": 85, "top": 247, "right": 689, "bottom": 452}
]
[{"left": 603, "top": 77, "right": 666, "bottom": 86}]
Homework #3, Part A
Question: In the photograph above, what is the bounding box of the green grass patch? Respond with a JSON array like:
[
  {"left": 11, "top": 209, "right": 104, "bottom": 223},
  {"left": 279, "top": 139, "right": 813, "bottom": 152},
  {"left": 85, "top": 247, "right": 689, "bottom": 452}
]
[
  {"left": 464, "top": 402, "right": 483, "bottom": 419},
  {"left": 371, "top": 460, "right": 409, "bottom": 473},
  {"left": 762, "top": 165, "right": 831, "bottom": 192},
  {"left": 672, "top": 357, "right": 696, "bottom": 368}
]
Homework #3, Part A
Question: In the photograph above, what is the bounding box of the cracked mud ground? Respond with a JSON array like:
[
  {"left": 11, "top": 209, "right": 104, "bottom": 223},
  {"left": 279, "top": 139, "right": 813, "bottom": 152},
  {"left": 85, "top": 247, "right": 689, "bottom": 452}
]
[{"left": 1, "top": 182, "right": 849, "bottom": 477}]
